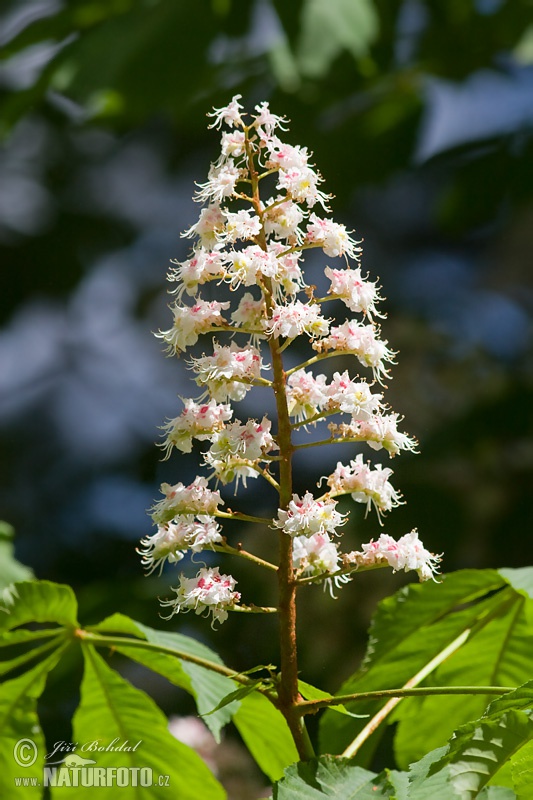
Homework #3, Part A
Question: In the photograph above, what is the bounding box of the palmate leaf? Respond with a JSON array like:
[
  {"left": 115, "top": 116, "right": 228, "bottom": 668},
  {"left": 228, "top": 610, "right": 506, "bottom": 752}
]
[
  {"left": 55, "top": 645, "right": 226, "bottom": 800},
  {"left": 319, "top": 569, "right": 510, "bottom": 757},
  {"left": 90, "top": 613, "right": 239, "bottom": 741},
  {"left": 0, "top": 645, "right": 68, "bottom": 799},
  {"left": 392, "top": 568, "right": 533, "bottom": 767}
]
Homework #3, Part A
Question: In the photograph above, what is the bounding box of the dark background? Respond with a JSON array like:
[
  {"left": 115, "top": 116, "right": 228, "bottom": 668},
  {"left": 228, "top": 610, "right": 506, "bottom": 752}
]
[{"left": 1, "top": 0, "right": 532, "bottom": 778}]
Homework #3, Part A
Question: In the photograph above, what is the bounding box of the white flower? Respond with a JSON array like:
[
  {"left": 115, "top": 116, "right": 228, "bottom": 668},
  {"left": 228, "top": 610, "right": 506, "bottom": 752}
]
[
  {"left": 195, "top": 160, "right": 242, "bottom": 203},
  {"left": 231, "top": 292, "right": 265, "bottom": 330},
  {"left": 306, "top": 214, "right": 362, "bottom": 260},
  {"left": 266, "top": 135, "right": 310, "bottom": 170},
  {"left": 325, "top": 266, "right": 384, "bottom": 319},
  {"left": 160, "top": 399, "right": 233, "bottom": 456},
  {"left": 329, "top": 413, "right": 418, "bottom": 457},
  {"left": 161, "top": 567, "right": 241, "bottom": 625},
  {"left": 151, "top": 476, "right": 223, "bottom": 525},
  {"left": 345, "top": 530, "right": 441, "bottom": 582},
  {"left": 207, "top": 95, "right": 244, "bottom": 130},
  {"left": 225, "top": 245, "right": 279, "bottom": 288},
  {"left": 325, "top": 371, "right": 383, "bottom": 419},
  {"left": 286, "top": 369, "right": 328, "bottom": 423},
  {"left": 220, "top": 209, "right": 262, "bottom": 244},
  {"left": 292, "top": 532, "right": 341, "bottom": 577},
  {"left": 325, "top": 454, "right": 403, "bottom": 522},
  {"left": 253, "top": 103, "right": 288, "bottom": 136},
  {"left": 273, "top": 492, "right": 346, "bottom": 537},
  {"left": 205, "top": 416, "right": 277, "bottom": 487},
  {"left": 264, "top": 197, "right": 305, "bottom": 242},
  {"left": 219, "top": 130, "right": 246, "bottom": 159},
  {"left": 156, "top": 299, "right": 230, "bottom": 354},
  {"left": 314, "top": 320, "right": 395, "bottom": 384},
  {"left": 182, "top": 204, "right": 226, "bottom": 249},
  {"left": 168, "top": 249, "right": 225, "bottom": 298},
  {"left": 138, "top": 516, "right": 223, "bottom": 574},
  {"left": 190, "top": 341, "right": 264, "bottom": 402},
  {"left": 277, "top": 166, "right": 328, "bottom": 209},
  {"left": 267, "top": 300, "right": 329, "bottom": 340}
]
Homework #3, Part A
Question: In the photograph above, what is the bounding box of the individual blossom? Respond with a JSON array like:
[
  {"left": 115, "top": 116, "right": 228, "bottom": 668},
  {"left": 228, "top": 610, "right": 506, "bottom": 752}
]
[
  {"left": 325, "top": 454, "right": 403, "bottom": 522},
  {"left": 161, "top": 567, "right": 241, "bottom": 625},
  {"left": 253, "top": 103, "right": 288, "bottom": 136},
  {"left": 273, "top": 492, "right": 346, "bottom": 537},
  {"left": 220, "top": 208, "right": 262, "bottom": 244},
  {"left": 218, "top": 129, "right": 246, "bottom": 160},
  {"left": 328, "top": 413, "right": 418, "bottom": 457},
  {"left": 268, "top": 242, "right": 305, "bottom": 296},
  {"left": 305, "top": 214, "right": 362, "bottom": 260},
  {"left": 314, "top": 320, "right": 395, "bottom": 384},
  {"left": 267, "top": 300, "right": 329, "bottom": 340},
  {"left": 286, "top": 369, "right": 328, "bottom": 423},
  {"left": 277, "top": 166, "right": 329, "bottom": 209},
  {"left": 324, "top": 371, "right": 383, "bottom": 419},
  {"left": 189, "top": 341, "right": 263, "bottom": 402},
  {"left": 231, "top": 292, "right": 266, "bottom": 332},
  {"left": 138, "top": 516, "right": 223, "bottom": 575},
  {"left": 207, "top": 95, "right": 244, "bottom": 130},
  {"left": 168, "top": 249, "right": 225, "bottom": 298},
  {"left": 265, "top": 135, "right": 310, "bottom": 170},
  {"left": 151, "top": 476, "right": 223, "bottom": 525},
  {"left": 156, "top": 299, "right": 230, "bottom": 354},
  {"left": 292, "top": 532, "right": 341, "bottom": 577},
  {"left": 194, "top": 160, "right": 242, "bottom": 204},
  {"left": 182, "top": 204, "right": 226, "bottom": 249},
  {"left": 344, "top": 530, "right": 441, "bottom": 582},
  {"left": 160, "top": 399, "right": 233, "bottom": 456},
  {"left": 263, "top": 197, "right": 305, "bottom": 243},
  {"left": 205, "top": 417, "right": 277, "bottom": 487},
  {"left": 324, "top": 266, "right": 384, "bottom": 319}
]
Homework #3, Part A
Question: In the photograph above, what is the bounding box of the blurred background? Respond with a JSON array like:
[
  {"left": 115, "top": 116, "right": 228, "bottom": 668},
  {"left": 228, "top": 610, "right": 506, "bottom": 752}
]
[{"left": 1, "top": 0, "right": 532, "bottom": 792}]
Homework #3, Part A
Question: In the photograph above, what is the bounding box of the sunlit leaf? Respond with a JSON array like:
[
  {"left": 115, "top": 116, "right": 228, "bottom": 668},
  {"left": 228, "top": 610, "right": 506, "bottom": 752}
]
[
  {"left": 56, "top": 645, "right": 226, "bottom": 799},
  {"left": 91, "top": 613, "right": 239, "bottom": 741}
]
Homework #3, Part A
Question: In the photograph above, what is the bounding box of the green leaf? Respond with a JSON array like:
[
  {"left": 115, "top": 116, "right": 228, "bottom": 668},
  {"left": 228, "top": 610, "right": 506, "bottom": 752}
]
[
  {"left": 510, "top": 739, "right": 533, "bottom": 799},
  {"left": 233, "top": 691, "right": 299, "bottom": 782},
  {"left": 320, "top": 570, "right": 508, "bottom": 757},
  {"left": 431, "top": 709, "right": 533, "bottom": 798},
  {"left": 0, "top": 522, "right": 33, "bottom": 593},
  {"left": 272, "top": 756, "right": 384, "bottom": 798},
  {"left": 56, "top": 645, "right": 226, "bottom": 799},
  {"left": 297, "top": 0, "right": 378, "bottom": 78},
  {"left": 0, "top": 634, "right": 64, "bottom": 677},
  {"left": 202, "top": 681, "right": 264, "bottom": 716},
  {"left": 479, "top": 789, "right": 517, "bottom": 800},
  {"left": 91, "top": 613, "right": 238, "bottom": 741},
  {"left": 393, "top": 570, "right": 533, "bottom": 766},
  {"left": 498, "top": 567, "right": 533, "bottom": 599},
  {"left": 0, "top": 645, "right": 68, "bottom": 799},
  {"left": 0, "top": 581, "right": 78, "bottom": 633}
]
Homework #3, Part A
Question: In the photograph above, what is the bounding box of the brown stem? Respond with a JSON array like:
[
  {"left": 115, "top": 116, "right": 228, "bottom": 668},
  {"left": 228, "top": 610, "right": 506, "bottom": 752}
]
[{"left": 243, "top": 129, "right": 314, "bottom": 760}]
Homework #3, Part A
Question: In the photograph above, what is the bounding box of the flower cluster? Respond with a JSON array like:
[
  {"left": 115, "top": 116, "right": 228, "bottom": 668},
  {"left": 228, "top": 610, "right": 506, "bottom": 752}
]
[
  {"left": 142, "top": 96, "right": 440, "bottom": 625},
  {"left": 161, "top": 567, "right": 241, "bottom": 626},
  {"left": 344, "top": 531, "right": 441, "bottom": 582}
]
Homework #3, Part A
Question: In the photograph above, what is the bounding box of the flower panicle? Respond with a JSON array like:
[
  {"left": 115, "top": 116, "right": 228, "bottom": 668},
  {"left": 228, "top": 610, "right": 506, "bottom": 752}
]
[{"left": 141, "top": 96, "right": 435, "bottom": 623}]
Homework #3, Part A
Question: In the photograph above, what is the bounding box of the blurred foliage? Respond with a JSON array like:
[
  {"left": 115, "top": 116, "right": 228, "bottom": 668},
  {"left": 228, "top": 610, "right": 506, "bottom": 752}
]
[{"left": 0, "top": 0, "right": 532, "bottom": 780}]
